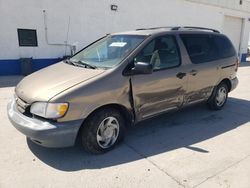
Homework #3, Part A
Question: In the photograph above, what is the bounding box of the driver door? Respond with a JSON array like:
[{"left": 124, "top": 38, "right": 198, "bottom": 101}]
[{"left": 131, "top": 35, "right": 187, "bottom": 120}]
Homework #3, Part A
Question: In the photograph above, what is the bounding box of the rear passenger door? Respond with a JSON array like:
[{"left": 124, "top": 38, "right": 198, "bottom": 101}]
[{"left": 180, "top": 34, "right": 220, "bottom": 104}]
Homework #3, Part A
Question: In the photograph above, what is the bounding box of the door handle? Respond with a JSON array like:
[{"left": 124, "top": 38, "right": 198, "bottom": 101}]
[
  {"left": 190, "top": 70, "right": 198, "bottom": 76},
  {"left": 176, "top": 72, "right": 186, "bottom": 79}
]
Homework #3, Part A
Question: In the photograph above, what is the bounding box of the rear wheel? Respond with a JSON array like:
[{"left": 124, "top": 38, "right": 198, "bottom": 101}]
[
  {"left": 208, "top": 83, "right": 228, "bottom": 110},
  {"left": 81, "top": 108, "right": 126, "bottom": 154}
]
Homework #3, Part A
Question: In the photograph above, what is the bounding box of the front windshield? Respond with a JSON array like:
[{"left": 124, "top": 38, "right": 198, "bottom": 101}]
[{"left": 70, "top": 35, "right": 146, "bottom": 69}]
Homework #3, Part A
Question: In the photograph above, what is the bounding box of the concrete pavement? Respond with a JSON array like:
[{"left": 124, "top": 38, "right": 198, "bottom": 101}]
[{"left": 0, "top": 63, "right": 250, "bottom": 188}]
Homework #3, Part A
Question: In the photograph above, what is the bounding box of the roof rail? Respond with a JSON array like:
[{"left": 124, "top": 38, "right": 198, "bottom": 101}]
[
  {"left": 135, "top": 26, "right": 220, "bottom": 33},
  {"left": 136, "top": 27, "right": 173, "bottom": 31},
  {"left": 171, "top": 26, "right": 220, "bottom": 33}
]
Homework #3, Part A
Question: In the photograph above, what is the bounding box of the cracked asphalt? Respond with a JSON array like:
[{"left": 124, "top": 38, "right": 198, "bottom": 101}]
[{"left": 0, "top": 63, "right": 250, "bottom": 188}]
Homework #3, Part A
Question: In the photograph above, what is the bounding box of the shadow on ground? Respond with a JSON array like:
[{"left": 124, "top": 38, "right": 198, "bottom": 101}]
[
  {"left": 0, "top": 76, "right": 23, "bottom": 88},
  {"left": 27, "top": 97, "right": 250, "bottom": 171}
]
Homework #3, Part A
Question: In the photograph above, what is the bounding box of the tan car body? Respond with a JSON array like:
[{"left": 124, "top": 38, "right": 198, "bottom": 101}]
[{"left": 8, "top": 29, "right": 239, "bottom": 148}]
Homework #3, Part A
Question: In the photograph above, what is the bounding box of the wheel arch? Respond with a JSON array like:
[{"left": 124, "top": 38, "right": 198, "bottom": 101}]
[
  {"left": 75, "top": 103, "right": 134, "bottom": 145},
  {"left": 209, "top": 78, "right": 232, "bottom": 103},
  {"left": 81, "top": 103, "right": 134, "bottom": 129},
  {"left": 220, "top": 78, "right": 232, "bottom": 92}
]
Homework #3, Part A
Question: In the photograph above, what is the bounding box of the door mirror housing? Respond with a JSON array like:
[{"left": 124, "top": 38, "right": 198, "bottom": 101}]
[{"left": 132, "top": 62, "right": 153, "bottom": 75}]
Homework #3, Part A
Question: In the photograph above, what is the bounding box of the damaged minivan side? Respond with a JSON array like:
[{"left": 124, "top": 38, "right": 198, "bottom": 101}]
[{"left": 8, "top": 27, "right": 239, "bottom": 154}]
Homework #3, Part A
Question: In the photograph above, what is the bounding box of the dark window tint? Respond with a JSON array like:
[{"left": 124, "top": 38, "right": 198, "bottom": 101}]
[
  {"left": 17, "top": 29, "right": 38, "bottom": 47},
  {"left": 213, "top": 35, "right": 236, "bottom": 58},
  {"left": 180, "top": 34, "right": 219, "bottom": 64},
  {"left": 135, "top": 36, "right": 181, "bottom": 70}
]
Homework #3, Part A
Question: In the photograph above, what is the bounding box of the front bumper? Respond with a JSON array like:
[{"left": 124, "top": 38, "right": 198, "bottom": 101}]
[{"left": 7, "top": 100, "right": 83, "bottom": 148}]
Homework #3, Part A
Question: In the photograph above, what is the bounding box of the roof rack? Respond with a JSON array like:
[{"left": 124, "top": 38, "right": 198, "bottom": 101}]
[
  {"left": 135, "top": 26, "right": 220, "bottom": 33},
  {"left": 136, "top": 27, "right": 173, "bottom": 31},
  {"left": 171, "top": 26, "right": 220, "bottom": 33}
]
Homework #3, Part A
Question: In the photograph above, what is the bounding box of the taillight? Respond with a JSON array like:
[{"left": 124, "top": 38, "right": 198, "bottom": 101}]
[{"left": 235, "top": 57, "right": 240, "bottom": 72}]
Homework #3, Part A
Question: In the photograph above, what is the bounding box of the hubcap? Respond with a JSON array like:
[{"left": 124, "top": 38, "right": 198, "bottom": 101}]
[
  {"left": 96, "top": 117, "right": 119, "bottom": 149},
  {"left": 216, "top": 87, "right": 227, "bottom": 107}
]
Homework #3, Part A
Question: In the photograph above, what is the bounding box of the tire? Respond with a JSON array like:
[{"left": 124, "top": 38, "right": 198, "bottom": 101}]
[
  {"left": 81, "top": 108, "right": 126, "bottom": 154},
  {"left": 208, "top": 83, "right": 228, "bottom": 110}
]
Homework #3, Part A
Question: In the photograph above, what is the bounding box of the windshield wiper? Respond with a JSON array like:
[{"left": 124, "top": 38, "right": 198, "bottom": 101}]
[
  {"left": 64, "top": 59, "right": 97, "bottom": 69},
  {"left": 64, "top": 59, "right": 74, "bottom": 65},
  {"left": 76, "top": 60, "right": 98, "bottom": 69},
  {"left": 64, "top": 59, "right": 83, "bottom": 67}
]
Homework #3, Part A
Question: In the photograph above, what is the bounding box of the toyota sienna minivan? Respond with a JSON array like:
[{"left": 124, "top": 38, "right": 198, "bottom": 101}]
[{"left": 8, "top": 26, "right": 239, "bottom": 154}]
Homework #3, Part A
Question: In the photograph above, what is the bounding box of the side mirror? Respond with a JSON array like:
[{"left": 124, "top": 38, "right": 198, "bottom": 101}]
[{"left": 132, "top": 62, "right": 153, "bottom": 75}]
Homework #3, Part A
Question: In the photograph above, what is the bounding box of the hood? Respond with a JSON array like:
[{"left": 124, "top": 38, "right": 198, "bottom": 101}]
[{"left": 15, "top": 62, "right": 105, "bottom": 103}]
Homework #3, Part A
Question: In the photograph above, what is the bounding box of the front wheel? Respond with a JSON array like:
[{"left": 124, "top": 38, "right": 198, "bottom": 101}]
[
  {"left": 81, "top": 108, "right": 126, "bottom": 154},
  {"left": 208, "top": 83, "right": 228, "bottom": 110}
]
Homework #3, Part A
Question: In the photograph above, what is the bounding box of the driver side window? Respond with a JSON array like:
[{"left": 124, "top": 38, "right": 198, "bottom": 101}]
[{"left": 135, "top": 35, "right": 181, "bottom": 70}]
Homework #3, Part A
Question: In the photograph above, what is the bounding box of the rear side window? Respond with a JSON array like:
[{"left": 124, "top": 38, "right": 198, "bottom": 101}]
[
  {"left": 180, "top": 34, "right": 236, "bottom": 64},
  {"left": 213, "top": 35, "right": 236, "bottom": 59},
  {"left": 180, "top": 34, "right": 218, "bottom": 64}
]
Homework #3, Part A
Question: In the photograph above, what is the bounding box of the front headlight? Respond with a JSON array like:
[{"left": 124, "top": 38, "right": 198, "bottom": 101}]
[{"left": 30, "top": 102, "right": 69, "bottom": 119}]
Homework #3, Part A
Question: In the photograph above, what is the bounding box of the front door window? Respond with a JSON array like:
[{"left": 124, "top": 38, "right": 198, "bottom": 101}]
[{"left": 135, "top": 35, "right": 181, "bottom": 70}]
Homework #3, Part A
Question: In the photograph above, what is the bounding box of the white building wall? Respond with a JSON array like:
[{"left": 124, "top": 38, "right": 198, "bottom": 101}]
[
  {"left": 187, "top": 0, "right": 250, "bottom": 12},
  {"left": 0, "top": 0, "right": 250, "bottom": 60}
]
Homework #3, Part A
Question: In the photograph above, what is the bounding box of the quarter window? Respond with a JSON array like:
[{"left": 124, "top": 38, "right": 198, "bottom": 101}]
[
  {"left": 213, "top": 35, "right": 236, "bottom": 58},
  {"left": 135, "top": 36, "right": 181, "bottom": 70}
]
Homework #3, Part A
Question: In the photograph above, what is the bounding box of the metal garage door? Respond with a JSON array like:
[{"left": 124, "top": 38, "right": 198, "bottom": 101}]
[{"left": 223, "top": 16, "right": 243, "bottom": 54}]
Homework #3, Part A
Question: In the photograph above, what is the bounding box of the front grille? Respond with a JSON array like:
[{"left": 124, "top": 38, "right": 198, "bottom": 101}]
[{"left": 15, "top": 96, "right": 31, "bottom": 115}]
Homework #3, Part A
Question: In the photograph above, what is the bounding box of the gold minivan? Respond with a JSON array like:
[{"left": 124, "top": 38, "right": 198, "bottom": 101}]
[{"left": 8, "top": 27, "right": 239, "bottom": 154}]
